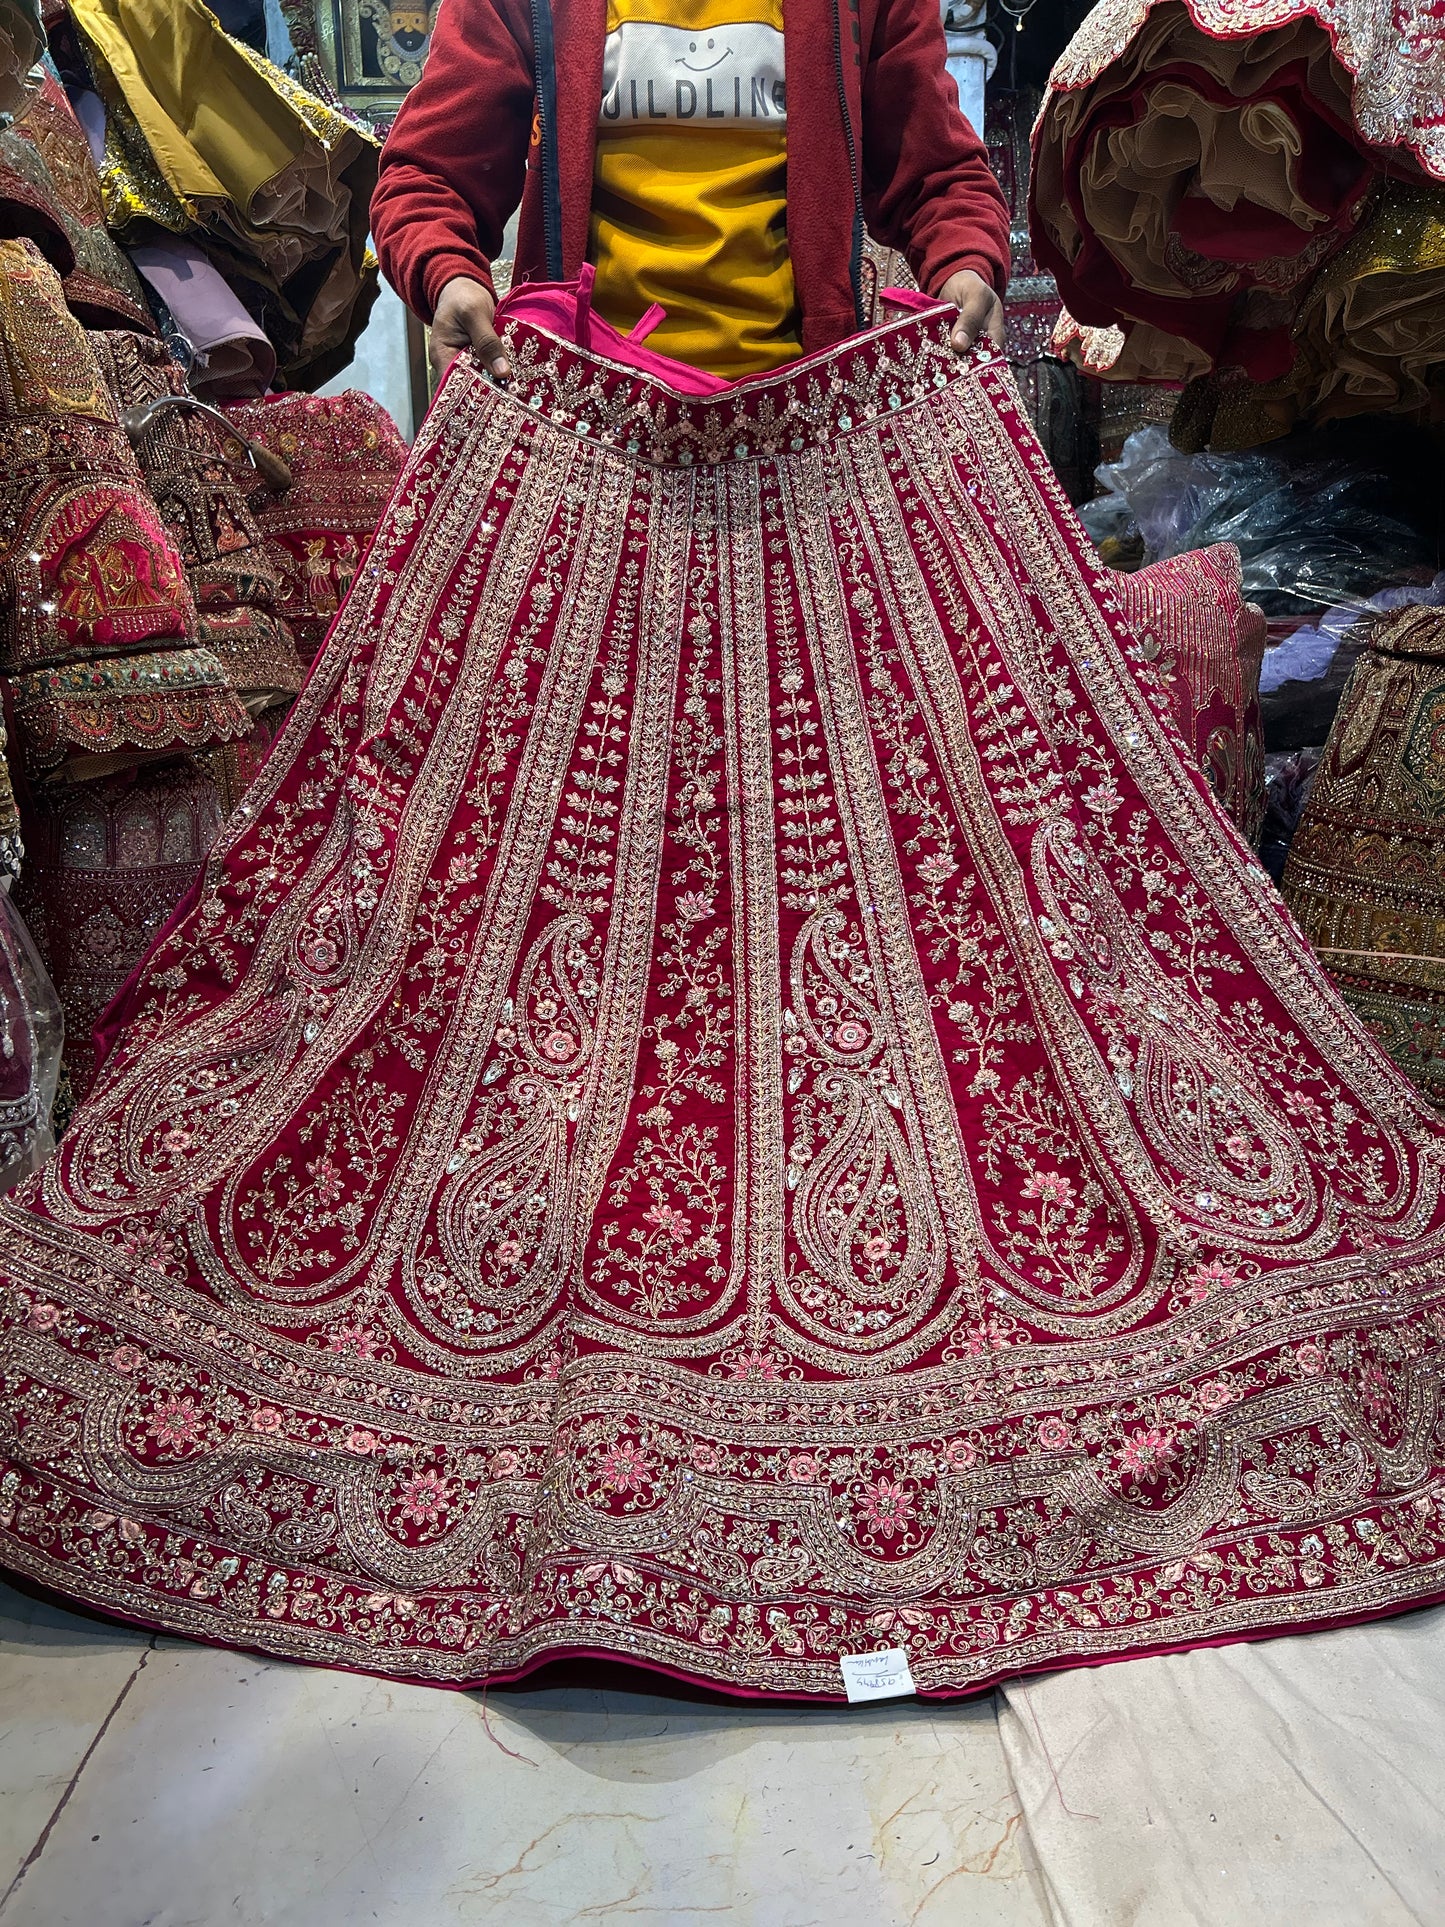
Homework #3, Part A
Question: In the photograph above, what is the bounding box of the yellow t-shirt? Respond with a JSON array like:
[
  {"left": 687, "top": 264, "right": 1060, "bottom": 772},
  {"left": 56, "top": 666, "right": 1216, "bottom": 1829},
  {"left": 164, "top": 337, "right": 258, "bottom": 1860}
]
[{"left": 589, "top": 0, "right": 801, "bottom": 377}]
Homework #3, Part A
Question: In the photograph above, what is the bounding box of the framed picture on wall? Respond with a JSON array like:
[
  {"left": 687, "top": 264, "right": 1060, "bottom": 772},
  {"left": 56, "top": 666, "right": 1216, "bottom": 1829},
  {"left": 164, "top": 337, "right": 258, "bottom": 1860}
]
[{"left": 284, "top": 0, "right": 439, "bottom": 118}]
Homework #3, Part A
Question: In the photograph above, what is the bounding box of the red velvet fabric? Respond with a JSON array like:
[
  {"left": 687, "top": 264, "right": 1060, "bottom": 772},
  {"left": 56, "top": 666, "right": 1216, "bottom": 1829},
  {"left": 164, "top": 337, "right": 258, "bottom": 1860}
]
[
  {"left": 1116, "top": 545, "right": 1267, "bottom": 844},
  {"left": 3, "top": 300, "right": 1445, "bottom": 1698},
  {"left": 217, "top": 390, "right": 410, "bottom": 663},
  {"left": 369, "top": 0, "right": 1011, "bottom": 349}
]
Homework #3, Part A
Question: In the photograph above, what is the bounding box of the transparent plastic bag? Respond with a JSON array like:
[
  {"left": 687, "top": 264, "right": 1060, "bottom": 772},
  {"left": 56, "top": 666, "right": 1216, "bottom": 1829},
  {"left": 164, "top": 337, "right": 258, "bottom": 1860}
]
[
  {"left": 0, "top": 885, "right": 63, "bottom": 1192},
  {"left": 1087, "top": 428, "right": 1434, "bottom": 615}
]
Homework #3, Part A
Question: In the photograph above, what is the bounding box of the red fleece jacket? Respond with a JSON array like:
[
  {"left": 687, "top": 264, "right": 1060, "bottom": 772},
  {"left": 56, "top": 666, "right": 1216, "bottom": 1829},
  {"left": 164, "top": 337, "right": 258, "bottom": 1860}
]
[{"left": 370, "top": 0, "right": 1011, "bottom": 354}]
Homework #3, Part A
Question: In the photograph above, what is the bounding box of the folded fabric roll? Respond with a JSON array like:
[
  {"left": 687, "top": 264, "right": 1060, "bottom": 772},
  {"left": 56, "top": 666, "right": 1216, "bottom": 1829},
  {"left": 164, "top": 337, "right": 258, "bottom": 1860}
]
[
  {"left": 5, "top": 68, "right": 154, "bottom": 333},
  {"left": 1284, "top": 602, "right": 1445, "bottom": 1105},
  {"left": 1171, "top": 178, "right": 1445, "bottom": 450},
  {"left": 0, "top": 704, "right": 18, "bottom": 876},
  {"left": 6, "top": 643, "right": 247, "bottom": 781},
  {"left": 1114, "top": 543, "right": 1267, "bottom": 843},
  {"left": 0, "top": 237, "right": 200, "bottom": 676},
  {"left": 193, "top": 605, "right": 304, "bottom": 713},
  {"left": 1032, "top": 0, "right": 1445, "bottom": 400},
  {"left": 88, "top": 330, "right": 282, "bottom": 606},
  {"left": 0, "top": 0, "right": 43, "bottom": 130},
  {"left": 70, "top": 0, "right": 379, "bottom": 384},
  {"left": 219, "top": 388, "right": 408, "bottom": 661},
  {"left": 129, "top": 238, "right": 275, "bottom": 398},
  {"left": 88, "top": 327, "right": 307, "bottom": 719}
]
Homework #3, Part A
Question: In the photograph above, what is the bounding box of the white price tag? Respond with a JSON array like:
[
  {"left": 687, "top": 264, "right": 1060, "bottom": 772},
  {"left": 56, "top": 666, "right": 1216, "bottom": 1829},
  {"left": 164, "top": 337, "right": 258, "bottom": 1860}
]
[{"left": 840, "top": 1646, "right": 917, "bottom": 1704}]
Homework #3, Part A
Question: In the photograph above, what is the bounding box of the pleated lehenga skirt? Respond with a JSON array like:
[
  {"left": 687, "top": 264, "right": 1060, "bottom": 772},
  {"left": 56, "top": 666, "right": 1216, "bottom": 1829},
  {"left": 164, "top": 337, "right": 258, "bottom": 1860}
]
[{"left": 4, "top": 297, "right": 1445, "bottom": 1695}]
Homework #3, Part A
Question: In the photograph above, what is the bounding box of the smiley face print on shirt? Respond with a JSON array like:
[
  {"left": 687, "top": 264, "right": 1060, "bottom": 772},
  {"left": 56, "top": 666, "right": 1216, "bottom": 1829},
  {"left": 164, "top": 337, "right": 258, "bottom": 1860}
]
[
  {"left": 589, "top": 0, "right": 800, "bottom": 378},
  {"left": 600, "top": 17, "right": 786, "bottom": 126}
]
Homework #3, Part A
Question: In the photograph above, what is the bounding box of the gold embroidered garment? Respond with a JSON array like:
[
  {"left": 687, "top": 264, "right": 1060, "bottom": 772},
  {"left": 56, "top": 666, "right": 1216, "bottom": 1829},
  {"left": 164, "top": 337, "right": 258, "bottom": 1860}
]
[
  {"left": 4, "top": 301, "right": 1445, "bottom": 1694},
  {"left": 1285, "top": 603, "right": 1445, "bottom": 1108}
]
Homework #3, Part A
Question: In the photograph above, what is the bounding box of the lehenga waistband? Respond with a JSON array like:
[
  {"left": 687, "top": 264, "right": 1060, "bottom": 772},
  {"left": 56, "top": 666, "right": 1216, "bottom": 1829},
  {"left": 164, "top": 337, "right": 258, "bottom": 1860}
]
[{"left": 489, "top": 298, "right": 988, "bottom": 469}]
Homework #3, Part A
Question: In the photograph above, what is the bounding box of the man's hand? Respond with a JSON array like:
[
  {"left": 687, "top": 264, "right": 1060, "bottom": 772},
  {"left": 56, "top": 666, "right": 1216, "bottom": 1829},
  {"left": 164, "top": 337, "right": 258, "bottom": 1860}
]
[
  {"left": 429, "top": 276, "right": 510, "bottom": 385},
  {"left": 938, "top": 268, "right": 1005, "bottom": 355}
]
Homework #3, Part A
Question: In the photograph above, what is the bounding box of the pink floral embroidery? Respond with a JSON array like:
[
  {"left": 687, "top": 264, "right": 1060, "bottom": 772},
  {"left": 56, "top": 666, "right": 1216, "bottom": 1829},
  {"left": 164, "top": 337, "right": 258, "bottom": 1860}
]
[
  {"left": 249, "top": 1405, "right": 285, "bottom": 1434},
  {"left": 729, "top": 1351, "right": 781, "bottom": 1381},
  {"left": 490, "top": 1448, "right": 520, "bottom": 1476},
  {"left": 147, "top": 1395, "right": 202, "bottom": 1451},
  {"left": 25, "top": 1302, "right": 60, "bottom": 1332},
  {"left": 398, "top": 1469, "right": 450, "bottom": 1525},
  {"left": 541, "top": 1029, "right": 577, "bottom": 1063},
  {"left": 494, "top": 1239, "right": 524, "bottom": 1266},
  {"left": 162, "top": 1127, "right": 193, "bottom": 1154},
  {"left": 1296, "top": 1343, "right": 1327, "bottom": 1378},
  {"left": 915, "top": 851, "right": 958, "bottom": 886},
  {"left": 307, "top": 1155, "right": 345, "bottom": 1207},
  {"left": 861, "top": 1233, "right": 892, "bottom": 1263},
  {"left": 1360, "top": 1363, "right": 1393, "bottom": 1424},
  {"left": 691, "top": 1441, "right": 719, "bottom": 1471},
  {"left": 1282, "top": 1088, "right": 1325, "bottom": 1126},
  {"left": 344, "top": 1428, "right": 378, "bottom": 1455},
  {"left": 1185, "top": 1258, "right": 1241, "bottom": 1302},
  {"left": 598, "top": 1440, "right": 651, "bottom": 1494},
  {"left": 644, "top": 1201, "right": 691, "bottom": 1240},
  {"left": 1119, "top": 1428, "right": 1178, "bottom": 1482},
  {"left": 674, "top": 892, "right": 714, "bottom": 923},
  {"left": 1198, "top": 1379, "right": 1240, "bottom": 1412},
  {"left": 1022, "top": 1169, "right": 1075, "bottom": 1208},
  {"left": 786, "top": 1452, "right": 819, "bottom": 1482},
  {"left": 1037, "top": 1417, "right": 1071, "bottom": 1451},
  {"left": 860, "top": 1480, "right": 916, "bottom": 1540},
  {"left": 944, "top": 1437, "right": 977, "bottom": 1470},
  {"left": 110, "top": 1344, "right": 144, "bottom": 1374},
  {"left": 120, "top": 1224, "right": 173, "bottom": 1271},
  {"left": 326, "top": 1325, "right": 379, "bottom": 1358},
  {"left": 834, "top": 1019, "right": 870, "bottom": 1051}
]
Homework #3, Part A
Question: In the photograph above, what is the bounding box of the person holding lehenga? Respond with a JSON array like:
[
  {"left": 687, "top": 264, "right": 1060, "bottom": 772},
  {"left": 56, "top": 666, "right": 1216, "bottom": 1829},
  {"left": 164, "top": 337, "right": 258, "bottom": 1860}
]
[{"left": 4, "top": 0, "right": 1445, "bottom": 1699}]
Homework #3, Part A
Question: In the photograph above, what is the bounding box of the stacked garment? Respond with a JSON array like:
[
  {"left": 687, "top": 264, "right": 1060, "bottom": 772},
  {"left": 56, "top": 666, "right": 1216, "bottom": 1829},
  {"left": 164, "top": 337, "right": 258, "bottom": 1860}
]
[
  {"left": 1284, "top": 601, "right": 1445, "bottom": 1105},
  {"left": 0, "top": 885, "right": 62, "bottom": 1191},
  {"left": 0, "top": 0, "right": 40, "bottom": 123},
  {"left": 1033, "top": 0, "right": 1445, "bottom": 448},
  {"left": 66, "top": 0, "right": 380, "bottom": 387},
  {"left": 3, "top": 64, "right": 154, "bottom": 332},
  {"left": 217, "top": 389, "right": 409, "bottom": 664},
  {"left": 0, "top": 240, "right": 246, "bottom": 785},
  {"left": 0, "top": 237, "right": 248, "bottom": 1095},
  {"left": 0, "top": 606, "right": 61, "bottom": 1199},
  {"left": 1115, "top": 543, "right": 1267, "bottom": 843},
  {"left": 0, "top": 0, "right": 406, "bottom": 1116}
]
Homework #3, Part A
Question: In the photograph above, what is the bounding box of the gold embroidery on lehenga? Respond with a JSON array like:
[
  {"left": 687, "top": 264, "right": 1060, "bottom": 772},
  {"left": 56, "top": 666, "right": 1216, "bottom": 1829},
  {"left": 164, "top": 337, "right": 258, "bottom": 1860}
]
[{"left": 6, "top": 317, "right": 1445, "bottom": 1694}]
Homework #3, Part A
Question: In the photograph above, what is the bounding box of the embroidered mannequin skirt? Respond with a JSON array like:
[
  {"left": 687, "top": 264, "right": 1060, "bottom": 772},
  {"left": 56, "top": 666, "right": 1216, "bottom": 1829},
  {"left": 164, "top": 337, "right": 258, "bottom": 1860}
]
[{"left": 4, "top": 300, "right": 1445, "bottom": 1695}]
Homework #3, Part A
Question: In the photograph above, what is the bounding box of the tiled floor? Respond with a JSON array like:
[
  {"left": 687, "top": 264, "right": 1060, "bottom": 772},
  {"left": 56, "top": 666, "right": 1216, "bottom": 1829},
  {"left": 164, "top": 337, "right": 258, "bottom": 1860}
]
[
  {"left": 0, "top": 1578, "right": 1049, "bottom": 1926},
  {"left": 8, "top": 1572, "right": 1445, "bottom": 1925}
]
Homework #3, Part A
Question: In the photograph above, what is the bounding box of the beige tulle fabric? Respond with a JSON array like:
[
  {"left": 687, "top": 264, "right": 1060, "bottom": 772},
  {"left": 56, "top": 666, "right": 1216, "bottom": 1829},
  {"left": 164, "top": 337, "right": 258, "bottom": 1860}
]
[{"left": 1035, "top": 0, "right": 1445, "bottom": 442}]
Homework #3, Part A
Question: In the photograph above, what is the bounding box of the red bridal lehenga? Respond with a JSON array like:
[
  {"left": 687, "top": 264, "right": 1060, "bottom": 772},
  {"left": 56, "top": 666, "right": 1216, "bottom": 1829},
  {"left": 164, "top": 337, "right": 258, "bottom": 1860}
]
[{"left": 5, "top": 292, "right": 1445, "bottom": 1696}]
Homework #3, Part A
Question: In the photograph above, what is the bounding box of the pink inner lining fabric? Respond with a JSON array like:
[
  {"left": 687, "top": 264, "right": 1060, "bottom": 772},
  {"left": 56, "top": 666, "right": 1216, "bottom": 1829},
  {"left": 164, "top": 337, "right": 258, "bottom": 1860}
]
[{"left": 497, "top": 269, "right": 948, "bottom": 394}]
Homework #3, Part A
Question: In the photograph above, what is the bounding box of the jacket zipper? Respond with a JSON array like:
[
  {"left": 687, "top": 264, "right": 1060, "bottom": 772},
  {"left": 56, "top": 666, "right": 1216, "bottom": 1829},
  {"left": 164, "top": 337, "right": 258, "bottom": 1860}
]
[
  {"left": 529, "top": 0, "right": 565, "bottom": 279},
  {"left": 830, "top": 0, "right": 866, "bottom": 328}
]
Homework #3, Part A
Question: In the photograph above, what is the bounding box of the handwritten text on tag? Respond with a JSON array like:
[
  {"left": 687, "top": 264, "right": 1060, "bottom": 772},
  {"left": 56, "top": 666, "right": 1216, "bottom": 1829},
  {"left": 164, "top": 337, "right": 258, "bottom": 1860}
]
[{"left": 840, "top": 1646, "right": 918, "bottom": 1703}]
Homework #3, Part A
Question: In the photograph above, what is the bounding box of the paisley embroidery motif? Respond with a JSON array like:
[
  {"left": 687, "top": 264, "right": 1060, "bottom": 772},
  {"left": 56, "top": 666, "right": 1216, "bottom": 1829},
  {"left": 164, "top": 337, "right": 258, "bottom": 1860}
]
[{"left": 2, "top": 307, "right": 1445, "bottom": 1697}]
